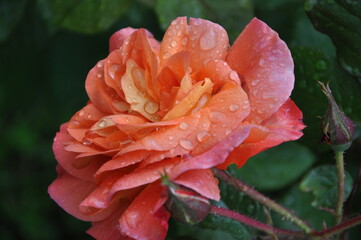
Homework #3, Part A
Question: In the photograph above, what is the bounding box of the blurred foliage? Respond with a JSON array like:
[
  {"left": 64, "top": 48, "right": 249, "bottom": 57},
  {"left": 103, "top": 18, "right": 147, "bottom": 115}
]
[{"left": 1, "top": 0, "right": 361, "bottom": 239}]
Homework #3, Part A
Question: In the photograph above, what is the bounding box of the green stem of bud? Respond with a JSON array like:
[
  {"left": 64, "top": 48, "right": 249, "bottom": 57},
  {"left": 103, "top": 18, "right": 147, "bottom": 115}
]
[
  {"left": 335, "top": 150, "right": 345, "bottom": 225},
  {"left": 212, "top": 168, "right": 313, "bottom": 234}
]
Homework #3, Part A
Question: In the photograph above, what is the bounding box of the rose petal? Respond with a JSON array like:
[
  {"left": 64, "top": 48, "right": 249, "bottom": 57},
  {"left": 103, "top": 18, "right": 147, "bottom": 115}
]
[
  {"left": 48, "top": 166, "right": 115, "bottom": 222},
  {"left": 218, "top": 98, "right": 305, "bottom": 169},
  {"left": 53, "top": 124, "right": 103, "bottom": 181},
  {"left": 109, "top": 27, "right": 138, "bottom": 52},
  {"left": 87, "top": 202, "right": 131, "bottom": 240},
  {"left": 227, "top": 18, "right": 294, "bottom": 123},
  {"left": 119, "top": 182, "right": 170, "bottom": 240},
  {"left": 160, "top": 17, "right": 229, "bottom": 73},
  {"left": 174, "top": 169, "right": 220, "bottom": 201}
]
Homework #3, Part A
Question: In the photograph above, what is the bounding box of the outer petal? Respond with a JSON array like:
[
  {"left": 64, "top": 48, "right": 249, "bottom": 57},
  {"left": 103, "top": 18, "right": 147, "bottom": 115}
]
[
  {"left": 227, "top": 18, "right": 294, "bottom": 123},
  {"left": 109, "top": 27, "right": 138, "bottom": 52},
  {"left": 160, "top": 17, "right": 229, "bottom": 73},
  {"left": 87, "top": 202, "right": 131, "bottom": 240},
  {"left": 119, "top": 182, "right": 170, "bottom": 240},
  {"left": 218, "top": 98, "right": 305, "bottom": 169},
  {"left": 48, "top": 166, "right": 116, "bottom": 222},
  {"left": 174, "top": 169, "right": 220, "bottom": 201},
  {"left": 53, "top": 124, "right": 103, "bottom": 181}
]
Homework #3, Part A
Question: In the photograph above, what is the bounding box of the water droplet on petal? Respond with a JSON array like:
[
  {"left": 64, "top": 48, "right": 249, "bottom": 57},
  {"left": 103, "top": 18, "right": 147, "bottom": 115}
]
[
  {"left": 99, "top": 119, "right": 106, "bottom": 128},
  {"left": 179, "top": 122, "right": 189, "bottom": 130},
  {"left": 199, "top": 29, "right": 217, "bottom": 50},
  {"left": 78, "top": 110, "right": 85, "bottom": 117},
  {"left": 97, "top": 73, "right": 103, "bottom": 78},
  {"left": 171, "top": 41, "right": 177, "bottom": 47},
  {"left": 108, "top": 64, "right": 121, "bottom": 79},
  {"left": 210, "top": 111, "right": 225, "bottom": 123},
  {"left": 259, "top": 58, "right": 265, "bottom": 67},
  {"left": 197, "top": 131, "right": 211, "bottom": 142},
  {"left": 144, "top": 101, "right": 159, "bottom": 114},
  {"left": 229, "top": 104, "right": 240, "bottom": 112},
  {"left": 181, "top": 38, "right": 188, "bottom": 46},
  {"left": 179, "top": 139, "right": 194, "bottom": 150},
  {"left": 164, "top": 52, "right": 171, "bottom": 59},
  {"left": 168, "top": 135, "right": 174, "bottom": 141},
  {"left": 225, "top": 129, "right": 232, "bottom": 136},
  {"left": 97, "top": 62, "right": 103, "bottom": 68},
  {"left": 251, "top": 79, "right": 260, "bottom": 86},
  {"left": 229, "top": 71, "right": 238, "bottom": 81}
]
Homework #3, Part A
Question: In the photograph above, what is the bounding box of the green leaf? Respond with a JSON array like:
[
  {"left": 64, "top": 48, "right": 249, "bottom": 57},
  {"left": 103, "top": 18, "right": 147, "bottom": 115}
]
[
  {"left": 273, "top": 184, "right": 335, "bottom": 231},
  {"left": 300, "top": 164, "right": 353, "bottom": 208},
  {"left": 0, "top": 0, "right": 27, "bottom": 42},
  {"left": 291, "top": 46, "right": 361, "bottom": 151},
  {"left": 155, "top": 0, "right": 254, "bottom": 42},
  {"left": 228, "top": 142, "right": 316, "bottom": 191},
  {"left": 304, "top": 0, "right": 361, "bottom": 80},
  {"left": 37, "top": 0, "right": 130, "bottom": 34}
]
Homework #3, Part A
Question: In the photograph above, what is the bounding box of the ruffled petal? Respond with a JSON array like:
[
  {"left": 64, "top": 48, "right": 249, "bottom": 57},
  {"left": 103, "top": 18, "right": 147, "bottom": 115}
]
[
  {"left": 109, "top": 27, "right": 138, "bottom": 52},
  {"left": 218, "top": 98, "right": 305, "bottom": 169},
  {"left": 174, "top": 169, "right": 220, "bottom": 201},
  {"left": 53, "top": 124, "right": 103, "bottom": 181},
  {"left": 87, "top": 202, "right": 131, "bottom": 240},
  {"left": 227, "top": 18, "right": 294, "bottom": 123},
  {"left": 160, "top": 17, "right": 229, "bottom": 73},
  {"left": 48, "top": 166, "right": 115, "bottom": 222},
  {"left": 119, "top": 182, "right": 170, "bottom": 240}
]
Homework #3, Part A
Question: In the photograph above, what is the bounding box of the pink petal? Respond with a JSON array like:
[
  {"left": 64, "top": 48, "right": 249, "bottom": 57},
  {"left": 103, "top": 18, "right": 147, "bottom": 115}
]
[
  {"left": 174, "top": 169, "right": 220, "bottom": 201},
  {"left": 109, "top": 27, "right": 138, "bottom": 52},
  {"left": 53, "top": 124, "right": 103, "bottom": 181},
  {"left": 227, "top": 18, "right": 294, "bottom": 123},
  {"left": 160, "top": 17, "right": 229, "bottom": 73},
  {"left": 119, "top": 182, "right": 170, "bottom": 240},
  {"left": 218, "top": 98, "right": 305, "bottom": 169},
  {"left": 48, "top": 166, "right": 115, "bottom": 222},
  {"left": 87, "top": 202, "right": 131, "bottom": 240}
]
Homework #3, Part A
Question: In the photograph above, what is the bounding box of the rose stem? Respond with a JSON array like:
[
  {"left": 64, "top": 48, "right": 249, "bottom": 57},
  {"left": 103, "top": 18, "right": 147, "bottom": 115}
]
[
  {"left": 335, "top": 150, "right": 345, "bottom": 225},
  {"left": 212, "top": 168, "right": 313, "bottom": 234},
  {"left": 210, "top": 206, "right": 303, "bottom": 237}
]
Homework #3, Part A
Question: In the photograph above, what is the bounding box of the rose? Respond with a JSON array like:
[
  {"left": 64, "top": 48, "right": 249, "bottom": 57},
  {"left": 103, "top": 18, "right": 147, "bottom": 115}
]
[{"left": 49, "top": 17, "right": 305, "bottom": 240}]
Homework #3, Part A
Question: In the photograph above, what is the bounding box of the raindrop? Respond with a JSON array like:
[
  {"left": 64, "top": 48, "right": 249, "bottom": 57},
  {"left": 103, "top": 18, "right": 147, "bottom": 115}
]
[
  {"left": 199, "top": 29, "right": 217, "bottom": 50},
  {"left": 197, "top": 131, "right": 211, "bottom": 142},
  {"left": 229, "top": 104, "right": 240, "bottom": 112},
  {"left": 164, "top": 52, "right": 171, "bottom": 59},
  {"left": 181, "top": 38, "right": 188, "bottom": 46},
  {"left": 171, "top": 41, "right": 177, "bottom": 47},
  {"left": 251, "top": 79, "right": 260, "bottom": 86},
  {"left": 168, "top": 135, "right": 174, "bottom": 141},
  {"left": 179, "top": 122, "right": 189, "bottom": 130},
  {"left": 179, "top": 139, "right": 194, "bottom": 150},
  {"left": 108, "top": 64, "right": 120, "bottom": 79},
  {"left": 78, "top": 110, "right": 85, "bottom": 117},
  {"left": 144, "top": 101, "right": 159, "bottom": 114},
  {"left": 97, "top": 73, "right": 103, "bottom": 78},
  {"left": 97, "top": 62, "right": 103, "bottom": 68},
  {"left": 229, "top": 71, "right": 238, "bottom": 81},
  {"left": 225, "top": 129, "right": 231, "bottom": 136},
  {"left": 87, "top": 113, "right": 92, "bottom": 119},
  {"left": 259, "top": 58, "right": 265, "bottom": 67},
  {"left": 99, "top": 120, "right": 106, "bottom": 128},
  {"left": 210, "top": 111, "right": 225, "bottom": 123}
]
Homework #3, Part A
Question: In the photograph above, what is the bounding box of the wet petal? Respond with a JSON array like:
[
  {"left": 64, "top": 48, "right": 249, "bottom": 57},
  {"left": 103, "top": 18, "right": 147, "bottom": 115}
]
[
  {"left": 174, "top": 169, "right": 220, "bottom": 200},
  {"left": 109, "top": 27, "right": 138, "bottom": 52},
  {"left": 48, "top": 166, "right": 115, "bottom": 222},
  {"left": 119, "top": 182, "right": 170, "bottom": 240},
  {"left": 87, "top": 202, "right": 131, "bottom": 240},
  {"left": 227, "top": 18, "right": 294, "bottom": 123},
  {"left": 160, "top": 17, "right": 229, "bottom": 73},
  {"left": 218, "top": 98, "right": 305, "bottom": 169},
  {"left": 53, "top": 124, "right": 103, "bottom": 181}
]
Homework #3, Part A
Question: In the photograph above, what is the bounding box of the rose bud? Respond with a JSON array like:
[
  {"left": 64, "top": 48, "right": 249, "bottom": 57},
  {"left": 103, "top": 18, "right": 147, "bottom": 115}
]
[
  {"left": 162, "top": 175, "right": 211, "bottom": 225},
  {"left": 319, "top": 82, "right": 355, "bottom": 151}
]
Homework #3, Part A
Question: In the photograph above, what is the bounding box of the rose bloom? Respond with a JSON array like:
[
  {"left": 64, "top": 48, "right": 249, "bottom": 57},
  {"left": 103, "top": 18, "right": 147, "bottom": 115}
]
[{"left": 49, "top": 17, "right": 305, "bottom": 240}]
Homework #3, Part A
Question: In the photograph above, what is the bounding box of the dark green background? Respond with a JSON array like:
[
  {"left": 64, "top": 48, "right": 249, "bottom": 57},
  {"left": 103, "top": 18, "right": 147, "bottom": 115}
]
[{"left": 1, "top": 0, "right": 360, "bottom": 239}]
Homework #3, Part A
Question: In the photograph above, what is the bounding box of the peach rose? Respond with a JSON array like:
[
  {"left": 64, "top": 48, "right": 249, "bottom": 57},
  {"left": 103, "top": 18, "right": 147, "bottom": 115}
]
[{"left": 49, "top": 17, "right": 305, "bottom": 240}]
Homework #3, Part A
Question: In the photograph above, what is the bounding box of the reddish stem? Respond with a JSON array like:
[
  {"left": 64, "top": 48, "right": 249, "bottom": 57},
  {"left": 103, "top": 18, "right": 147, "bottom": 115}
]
[{"left": 210, "top": 206, "right": 304, "bottom": 237}]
